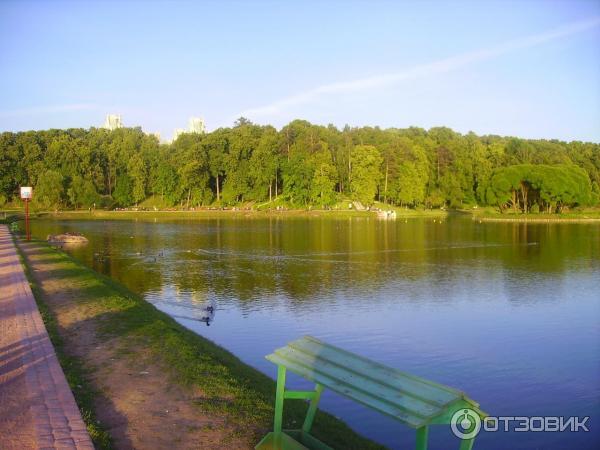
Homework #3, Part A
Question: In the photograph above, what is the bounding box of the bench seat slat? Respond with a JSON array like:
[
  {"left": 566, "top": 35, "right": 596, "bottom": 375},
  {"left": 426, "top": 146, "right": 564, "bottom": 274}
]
[
  {"left": 273, "top": 347, "right": 440, "bottom": 420},
  {"left": 289, "top": 337, "right": 462, "bottom": 407},
  {"left": 267, "top": 352, "right": 426, "bottom": 428}
]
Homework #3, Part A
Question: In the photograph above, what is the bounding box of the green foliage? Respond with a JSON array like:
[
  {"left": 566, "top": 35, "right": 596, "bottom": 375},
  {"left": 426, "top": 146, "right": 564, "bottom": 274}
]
[
  {"left": 127, "top": 153, "right": 147, "bottom": 204},
  {"left": 310, "top": 150, "right": 338, "bottom": 206},
  {"left": 282, "top": 153, "right": 312, "bottom": 206},
  {"left": 391, "top": 162, "right": 424, "bottom": 207},
  {"left": 151, "top": 164, "right": 179, "bottom": 206},
  {"left": 248, "top": 127, "right": 280, "bottom": 201},
  {"left": 0, "top": 123, "right": 598, "bottom": 212},
  {"left": 350, "top": 145, "right": 382, "bottom": 206},
  {"left": 113, "top": 174, "right": 133, "bottom": 207},
  {"left": 67, "top": 175, "right": 100, "bottom": 208},
  {"left": 33, "top": 169, "right": 64, "bottom": 210},
  {"left": 382, "top": 137, "right": 429, "bottom": 207},
  {"left": 487, "top": 164, "right": 593, "bottom": 213},
  {"left": 173, "top": 133, "right": 211, "bottom": 207}
]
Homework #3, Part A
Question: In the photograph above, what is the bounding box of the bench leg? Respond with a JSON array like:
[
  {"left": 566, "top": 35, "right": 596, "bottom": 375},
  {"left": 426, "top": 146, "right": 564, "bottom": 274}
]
[
  {"left": 274, "top": 365, "right": 287, "bottom": 433},
  {"left": 301, "top": 383, "right": 324, "bottom": 433},
  {"left": 459, "top": 438, "right": 475, "bottom": 450},
  {"left": 415, "top": 425, "right": 428, "bottom": 450}
]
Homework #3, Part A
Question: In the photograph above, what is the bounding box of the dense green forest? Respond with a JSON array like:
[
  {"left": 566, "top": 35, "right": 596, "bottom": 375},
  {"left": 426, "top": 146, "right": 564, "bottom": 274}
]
[{"left": 1, "top": 119, "right": 599, "bottom": 213}]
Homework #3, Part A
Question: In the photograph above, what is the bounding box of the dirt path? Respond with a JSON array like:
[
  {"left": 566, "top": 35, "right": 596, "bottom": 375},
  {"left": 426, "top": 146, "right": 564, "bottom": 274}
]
[{"left": 17, "top": 239, "right": 251, "bottom": 450}]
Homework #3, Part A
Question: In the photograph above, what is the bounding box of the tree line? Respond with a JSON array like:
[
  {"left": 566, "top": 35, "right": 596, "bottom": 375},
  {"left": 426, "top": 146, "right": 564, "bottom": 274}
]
[{"left": 1, "top": 118, "right": 599, "bottom": 212}]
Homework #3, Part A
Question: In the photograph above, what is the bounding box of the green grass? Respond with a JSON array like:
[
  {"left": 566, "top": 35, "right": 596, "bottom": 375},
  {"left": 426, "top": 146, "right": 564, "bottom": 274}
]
[
  {"left": 9, "top": 204, "right": 600, "bottom": 223},
  {"left": 470, "top": 206, "right": 600, "bottom": 221},
  {"left": 16, "top": 238, "right": 387, "bottom": 449},
  {"left": 26, "top": 205, "right": 452, "bottom": 223},
  {"left": 14, "top": 237, "right": 113, "bottom": 449},
  {"left": 0, "top": 211, "right": 23, "bottom": 224},
  {"left": 137, "top": 194, "right": 175, "bottom": 210},
  {"left": 35, "top": 208, "right": 377, "bottom": 221}
]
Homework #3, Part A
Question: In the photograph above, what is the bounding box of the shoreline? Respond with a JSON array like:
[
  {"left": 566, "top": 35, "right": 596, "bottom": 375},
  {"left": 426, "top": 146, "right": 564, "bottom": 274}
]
[
  {"left": 472, "top": 214, "right": 600, "bottom": 223},
  {"left": 15, "top": 237, "right": 386, "bottom": 449},
  {"left": 5, "top": 207, "right": 600, "bottom": 224},
  {"left": 33, "top": 208, "right": 449, "bottom": 222}
]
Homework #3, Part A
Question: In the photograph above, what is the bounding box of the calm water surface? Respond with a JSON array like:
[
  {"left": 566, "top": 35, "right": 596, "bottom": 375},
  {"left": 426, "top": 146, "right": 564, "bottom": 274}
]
[{"left": 33, "top": 216, "right": 600, "bottom": 449}]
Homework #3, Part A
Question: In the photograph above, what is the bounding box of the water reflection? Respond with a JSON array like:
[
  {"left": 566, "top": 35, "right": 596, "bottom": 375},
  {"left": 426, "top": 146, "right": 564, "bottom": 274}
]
[
  {"left": 33, "top": 217, "right": 599, "bottom": 304},
  {"left": 149, "top": 287, "right": 216, "bottom": 326}
]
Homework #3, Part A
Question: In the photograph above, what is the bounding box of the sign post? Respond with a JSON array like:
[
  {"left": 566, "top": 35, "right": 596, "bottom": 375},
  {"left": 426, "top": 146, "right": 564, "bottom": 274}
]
[{"left": 20, "top": 187, "right": 32, "bottom": 241}]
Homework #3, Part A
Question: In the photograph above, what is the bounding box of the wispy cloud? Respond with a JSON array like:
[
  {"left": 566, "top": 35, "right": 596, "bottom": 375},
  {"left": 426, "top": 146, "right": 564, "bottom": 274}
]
[
  {"left": 239, "top": 17, "right": 600, "bottom": 119},
  {"left": 0, "top": 103, "right": 97, "bottom": 119}
]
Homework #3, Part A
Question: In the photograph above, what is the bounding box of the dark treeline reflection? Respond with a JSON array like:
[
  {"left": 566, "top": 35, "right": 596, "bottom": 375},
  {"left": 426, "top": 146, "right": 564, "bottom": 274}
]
[{"left": 32, "top": 216, "right": 599, "bottom": 307}]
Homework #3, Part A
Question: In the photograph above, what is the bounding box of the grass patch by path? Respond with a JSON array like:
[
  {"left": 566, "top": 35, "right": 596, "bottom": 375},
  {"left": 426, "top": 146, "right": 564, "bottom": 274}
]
[
  {"left": 0, "top": 211, "right": 22, "bottom": 224},
  {"left": 13, "top": 236, "right": 113, "bottom": 449},
  {"left": 17, "top": 237, "right": 387, "bottom": 450},
  {"left": 470, "top": 206, "right": 600, "bottom": 222}
]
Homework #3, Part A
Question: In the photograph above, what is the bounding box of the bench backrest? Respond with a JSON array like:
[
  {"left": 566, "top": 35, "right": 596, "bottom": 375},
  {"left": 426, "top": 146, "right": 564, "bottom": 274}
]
[{"left": 266, "top": 336, "right": 482, "bottom": 428}]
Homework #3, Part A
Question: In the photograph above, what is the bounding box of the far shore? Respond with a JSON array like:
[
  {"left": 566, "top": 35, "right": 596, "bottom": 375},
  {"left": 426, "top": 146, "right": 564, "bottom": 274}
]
[
  {"left": 14, "top": 207, "right": 450, "bottom": 221},
  {"left": 4, "top": 206, "right": 600, "bottom": 223},
  {"left": 470, "top": 208, "right": 600, "bottom": 223},
  {"left": 474, "top": 216, "right": 600, "bottom": 223}
]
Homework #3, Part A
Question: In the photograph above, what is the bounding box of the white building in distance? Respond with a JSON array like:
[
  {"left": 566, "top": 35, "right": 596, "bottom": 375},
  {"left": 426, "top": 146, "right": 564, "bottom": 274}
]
[
  {"left": 103, "top": 114, "right": 123, "bottom": 130},
  {"left": 188, "top": 117, "right": 206, "bottom": 134},
  {"left": 172, "top": 117, "right": 206, "bottom": 142},
  {"left": 173, "top": 128, "right": 186, "bottom": 141}
]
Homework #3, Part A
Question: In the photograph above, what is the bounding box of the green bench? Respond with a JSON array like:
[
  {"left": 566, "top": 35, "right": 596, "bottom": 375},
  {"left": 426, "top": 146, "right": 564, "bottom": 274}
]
[{"left": 256, "top": 336, "right": 486, "bottom": 450}]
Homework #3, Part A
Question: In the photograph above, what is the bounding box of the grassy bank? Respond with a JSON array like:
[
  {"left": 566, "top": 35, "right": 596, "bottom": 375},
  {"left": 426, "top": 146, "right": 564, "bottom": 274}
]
[
  {"left": 16, "top": 237, "right": 386, "bottom": 449},
  {"left": 15, "top": 206, "right": 450, "bottom": 223},
  {"left": 0, "top": 211, "right": 22, "bottom": 224},
  {"left": 42, "top": 209, "right": 374, "bottom": 221},
  {"left": 470, "top": 206, "right": 600, "bottom": 222},
  {"left": 16, "top": 205, "right": 600, "bottom": 224},
  {"left": 13, "top": 235, "right": 113, "bottom": 448}
]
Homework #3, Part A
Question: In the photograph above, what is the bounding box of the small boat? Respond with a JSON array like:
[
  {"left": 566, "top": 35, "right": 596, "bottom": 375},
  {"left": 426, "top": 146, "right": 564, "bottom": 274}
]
[
  {"left": 47, "top": 233, "right": 89, "bottom": 244},
  {"left": 377, "top": 210, "right": 397, "bottom": 220}
]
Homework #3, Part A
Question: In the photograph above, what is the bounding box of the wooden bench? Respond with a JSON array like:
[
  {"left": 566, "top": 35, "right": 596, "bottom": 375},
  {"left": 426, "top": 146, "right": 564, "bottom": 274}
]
[{"left": 256, "top": 336, "right": 486, "bottom": 450}]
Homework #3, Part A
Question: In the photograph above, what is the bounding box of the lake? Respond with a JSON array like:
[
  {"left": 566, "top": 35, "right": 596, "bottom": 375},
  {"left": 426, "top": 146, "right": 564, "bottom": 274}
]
[{"left": 32, "top": 215, "right": 600, "bottom": 449}]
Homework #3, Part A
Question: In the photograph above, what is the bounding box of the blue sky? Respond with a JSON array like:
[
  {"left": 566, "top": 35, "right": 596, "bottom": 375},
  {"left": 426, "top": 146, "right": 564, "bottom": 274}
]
[{"left": 1, "top": 0, "right": 599, "bottom": 142}]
